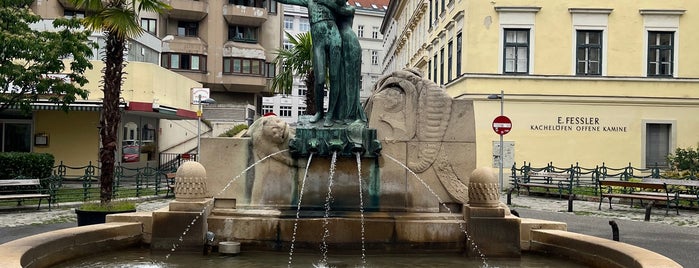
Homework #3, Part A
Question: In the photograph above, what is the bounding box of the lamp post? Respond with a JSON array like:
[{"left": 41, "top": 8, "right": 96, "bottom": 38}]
[
  {"left": 196, "top": 95, "right": 216, "bottom": 162},
  {"left": 488, "top": 90, "right": 505, "bottom": 192}
]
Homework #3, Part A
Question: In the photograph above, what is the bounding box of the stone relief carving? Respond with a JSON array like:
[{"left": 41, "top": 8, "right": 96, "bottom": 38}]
[
  {"left": 246, "top": 116, "right": 295, "bottom": 166},
  {"left": 365, "top": 68, "right": 468, "bottom": 204}
]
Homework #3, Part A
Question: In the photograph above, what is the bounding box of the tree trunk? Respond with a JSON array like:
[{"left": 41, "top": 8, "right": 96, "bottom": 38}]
[
  {"left": 304, "top": 69, "right": 316, "bottom": 115},
  {"left": 99, "top": 30, "right": 125, "bottom": 205}
]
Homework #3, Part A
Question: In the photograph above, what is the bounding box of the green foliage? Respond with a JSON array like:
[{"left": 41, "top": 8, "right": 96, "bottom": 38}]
[
  {"left": 271, "top": 31, "right": 313, "bottom": 95},
  {"left": 666, "top": 144, "right": 699, "bottom": 177},
  {"left": 0, "top": 5, "right": 95, "bottom": 114},
  {"left": 79, "top": 200, "right": 136, "bottom": 211},
  {"left": 0, "top": 152, "right": 55, "bottom": 180},
  {"left": 218, "top": 124, "right": 249, "bottom": 137}
]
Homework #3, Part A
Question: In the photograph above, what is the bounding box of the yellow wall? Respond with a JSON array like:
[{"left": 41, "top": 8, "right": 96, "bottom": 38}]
[
  {"left": 452, "top": 0, "right": 699, "bottom": 77},
  {"left": 33, "top": 110, "right": 100, "bottom": 167},
  {"left": 79, "top": 61, "right": 200, "bottom": 111}
]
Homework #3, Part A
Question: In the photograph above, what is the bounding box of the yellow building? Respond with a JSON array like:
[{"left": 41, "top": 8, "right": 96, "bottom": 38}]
[
  {"left": 2, "top": 61, "right": 201, "bottom": 168},
  {"left": 382, "top": 0, "right": 699, "bottom": 169}
]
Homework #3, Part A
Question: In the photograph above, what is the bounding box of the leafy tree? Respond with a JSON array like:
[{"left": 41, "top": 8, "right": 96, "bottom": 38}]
[
  {"left": 69, "top": 0, "right": 170, "bottom": 205},
  {"left": 0, "top": 1, "right": 94, "bottom": 114},
  {"left": 271, "top": 32, "right": 317, "bottom": 114}
]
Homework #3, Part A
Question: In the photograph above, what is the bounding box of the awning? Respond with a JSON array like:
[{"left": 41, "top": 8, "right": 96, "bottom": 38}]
[{"left": 126, "top": 101, "right": 197, "bottom": 120}]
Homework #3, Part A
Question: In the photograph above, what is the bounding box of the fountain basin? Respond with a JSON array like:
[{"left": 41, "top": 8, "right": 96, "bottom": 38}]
[{"left": 0, "top": 215, "right": 681, "bottom": 268}]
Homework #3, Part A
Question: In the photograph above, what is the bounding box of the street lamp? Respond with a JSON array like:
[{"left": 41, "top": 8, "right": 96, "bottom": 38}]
[
  {"left": 488, "top": 90, "right": 505, "bottom": 192},
  {"left": 197, "top": 95, "right": 216, "bottom": 161}
]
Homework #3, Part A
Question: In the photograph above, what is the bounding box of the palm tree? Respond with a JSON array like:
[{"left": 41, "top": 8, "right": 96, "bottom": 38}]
[
  {"left": 271, "top": 31, "right": 317, "bottom": 114},
  {"left": 69, "top": 0, "right": 170, "bottom": 205}
]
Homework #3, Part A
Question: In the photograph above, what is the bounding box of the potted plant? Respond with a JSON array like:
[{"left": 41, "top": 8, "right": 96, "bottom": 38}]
[{"left": 75, "top": 200, "right": 137, "bottom": 226}]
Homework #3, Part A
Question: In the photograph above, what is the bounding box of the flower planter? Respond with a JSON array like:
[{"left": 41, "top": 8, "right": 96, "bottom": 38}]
[{"left": 75, "top": 209, "right": 137, "bottom": 226}]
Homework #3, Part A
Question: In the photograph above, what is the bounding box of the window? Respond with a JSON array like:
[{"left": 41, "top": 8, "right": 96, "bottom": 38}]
[
  {"left": 64, "top": 10, "right": 85, "bottom": 19},
  {"left": 648, "top": 31, "right": 674, "bottom": 77},
  {"left": 429, "top": 0, "right": 432, "bottom": 26},
  {"left": 433, "top": 1, "right": 438, "bottom": 23},
  {"left": 299, "top": 18, "right": 310, "bottom": 32},
  {"left": 279, "top": 106, "right": 292, "bottom": 117},
  {"left": 267, "top": 0, "right": 277, "bottom": 14},
  {"left": 372, "top": 26, "right": 379, "bottom": 39},
  {"left": 228, "top": 25, "right": 258, "bottom": 42},
  {"left": 177, "top": 21, "right": 198, "bottom": 37},
  {"left": 576, "top": 30, "right": 602, "bottom": 75},
  {"left": 140, "top": 18, "right": 156, "bottom": 34},
  {"left": 162, "top": 53, "right": 206, "bottom": 71},
  {"left": 283, "top": 39, "right": 293, "bottom": 50},
  {"left": 1, "top": 121, "right": 31, "bottom": 152},
  {"left": 456, "top": 33, "right": 462, "bottom": 76},
  {"left": 262, "top": 105, "right": 274, "bottom": 115},
  {"left": 371, "top": 50, "right": 378, "bottom": 65},
  {"left": 297, "top": 85, "right": 307, "bottom": 96},
  {"left": 440, "top": 0, "right": 445, "bottom": 14},
  {"left": 284, "top": 16, "right": 294, "bottom": 30},
  {"left": 222, "top": 57, "right": 265, "bottom": 75},
  {"left": 645, "top": 123, "right": 671, "bottom": 167},
  {"left": 447, "top": 41, "right": 453, "bottom": 81},
  {"left": 433, "top": 54, "right": 438, "bottom": 83},
  {"left": 357, "top": 25, "right": 364, "bottom": 38},
  {"left": 297, "top": 106, "right": 306, "bottom": 116},
  {"left": 265, "top": 62, "right": 276, "bottom": 78},
  {"left": 503, "top": 29, "right": 529, "bottom": 74},
  {"left": 230, "top": 0, "right": 263, "bottom": 8},
  {"left": 428, "top": 60, "right": 431, "bottom": 80},
  {"left": 440, "top": 47, "right": 444, "bottom": 84}
]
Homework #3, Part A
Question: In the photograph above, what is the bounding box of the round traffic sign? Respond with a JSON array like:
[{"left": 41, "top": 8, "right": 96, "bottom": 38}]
[{"left": 492, "top": 115, "right": 512, "bottom": 135}]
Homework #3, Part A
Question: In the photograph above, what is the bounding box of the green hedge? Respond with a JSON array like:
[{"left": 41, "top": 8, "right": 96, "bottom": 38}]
[{"left": 0, "top": 152, "right": 55, "bottom": 180}]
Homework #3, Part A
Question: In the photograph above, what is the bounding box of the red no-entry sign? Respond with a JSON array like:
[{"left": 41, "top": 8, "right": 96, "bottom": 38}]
[{"left": 492, "top": 115, "right": 512, "bottom": 135}]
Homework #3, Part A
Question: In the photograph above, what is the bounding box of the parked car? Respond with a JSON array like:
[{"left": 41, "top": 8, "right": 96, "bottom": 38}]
[{"left": 122, "top": 145, "right": 140, "bottom": 163}]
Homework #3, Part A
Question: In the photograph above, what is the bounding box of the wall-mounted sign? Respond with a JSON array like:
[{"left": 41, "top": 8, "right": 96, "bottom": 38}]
[{"left": 530, "top": 116, "right": 627, "bottom": 133}]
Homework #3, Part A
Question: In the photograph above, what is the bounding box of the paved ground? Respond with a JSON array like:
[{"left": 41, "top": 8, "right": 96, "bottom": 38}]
[{"left": 0, "top": 195, "right": 698, "bottom": 266}]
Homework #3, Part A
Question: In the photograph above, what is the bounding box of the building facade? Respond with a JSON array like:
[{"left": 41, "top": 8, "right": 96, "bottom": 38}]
[
  {"left": 382, "top": 0, "right": 699, "bottom": 169},
  {"left": 263, "top": 0, "right": 388, "bottom": 124},
  {"left": 4, "top": 3, "right": 203, "bottom": 168}
]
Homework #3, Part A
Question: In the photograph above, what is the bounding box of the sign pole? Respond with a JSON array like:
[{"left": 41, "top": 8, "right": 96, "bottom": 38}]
[{"left": 499, "top": 90, "right": 504, "bottom": 192}]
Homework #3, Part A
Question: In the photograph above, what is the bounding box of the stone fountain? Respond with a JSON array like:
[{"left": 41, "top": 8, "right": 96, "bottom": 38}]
[
  {"left": 196, "top": 69, "right": 520, "bottom": 257},
  {"left": 0, "top": 69, "right": 683, "bottom": 267}
]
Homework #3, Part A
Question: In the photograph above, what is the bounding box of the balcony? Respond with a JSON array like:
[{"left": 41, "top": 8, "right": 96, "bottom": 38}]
[
  {"left": 162, "top": 35, "right": 208, "bottom": 55},
  {"left": 223, "top": 4, "right": 268, "bottom": 26},
  {"left": 165, "top": 0, "right": 208, "bottom": 21},
  {"left": 58, "top": 0, "right": 79, "bottom": 9}
]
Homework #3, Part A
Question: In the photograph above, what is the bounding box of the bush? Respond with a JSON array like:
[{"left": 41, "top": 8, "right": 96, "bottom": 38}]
[
  {"left": 666, "top": 144, "right": 699, "bottom": 177},
  {"left": 0, "top": 152, "right": 54, "bottom": 180},
  {"left": 218, "top": 124, "right": 249, "bottom": 137}
]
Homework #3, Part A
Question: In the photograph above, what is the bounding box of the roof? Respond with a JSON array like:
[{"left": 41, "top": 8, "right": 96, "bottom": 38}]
[{"left": 347, "top": 0, "right": 389, "bottom": 11}]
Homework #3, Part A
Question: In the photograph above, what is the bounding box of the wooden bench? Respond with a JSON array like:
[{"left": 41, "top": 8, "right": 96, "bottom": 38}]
[
  {"left": 0, "top": 179, "right": 52, "bottom": 210},
  {"left": 598, "top": 180, "right": 678, "bottom": 215},
  {"left": 515, "top": 171, "right": 573, "bottom": 199},
  {"left": 165, "top": 173, "right": 176, "bottom": 197},
  {"left": 642, "top": 178, "right": 699, "bottom": 206}
]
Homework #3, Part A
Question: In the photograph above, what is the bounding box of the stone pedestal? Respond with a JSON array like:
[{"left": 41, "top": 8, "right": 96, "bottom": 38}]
[
  {"left": 151, "top": 199, "right": 213, "bottom": 250},
  {"left": 464, "top": 206, "right": 521, "bottom": 257},
  {"left": 151, "top": 161, "right": 213, "bottom": 250},
  {"left": 465, "top": 167, "right": 521, "bottom": 257}
]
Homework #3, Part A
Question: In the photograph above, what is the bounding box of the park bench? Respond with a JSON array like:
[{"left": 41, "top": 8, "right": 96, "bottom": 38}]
[
  {"left": 641, "top": 178, "right": 699, "bottom": 206},
  {"left": 0, "top": 178, "right": 52, "bottom": 210},
  {"left": 514, "top": 171, "right": 573, "bottom": 199},
  {"left": 598, "top": 180, "right": 678, "bottom": 216}
]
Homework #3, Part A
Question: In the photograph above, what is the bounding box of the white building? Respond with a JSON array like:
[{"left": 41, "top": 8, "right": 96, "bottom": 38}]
[{"left": 263, "top": 0, "right": 389, "bottom": 124}]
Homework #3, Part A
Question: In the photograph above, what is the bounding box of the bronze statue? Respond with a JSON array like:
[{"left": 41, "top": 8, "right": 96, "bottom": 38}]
[{"left": 276, "top": 0, "right": 366, "bottom": 126}]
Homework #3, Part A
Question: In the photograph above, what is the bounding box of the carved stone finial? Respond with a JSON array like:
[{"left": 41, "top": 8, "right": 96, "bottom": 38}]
[
  {"left": 468, "top": 167, "right": 500, "bottom": 207},
  {"left": 174, "top": 161, "right": 211, "bottom": 201}
]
